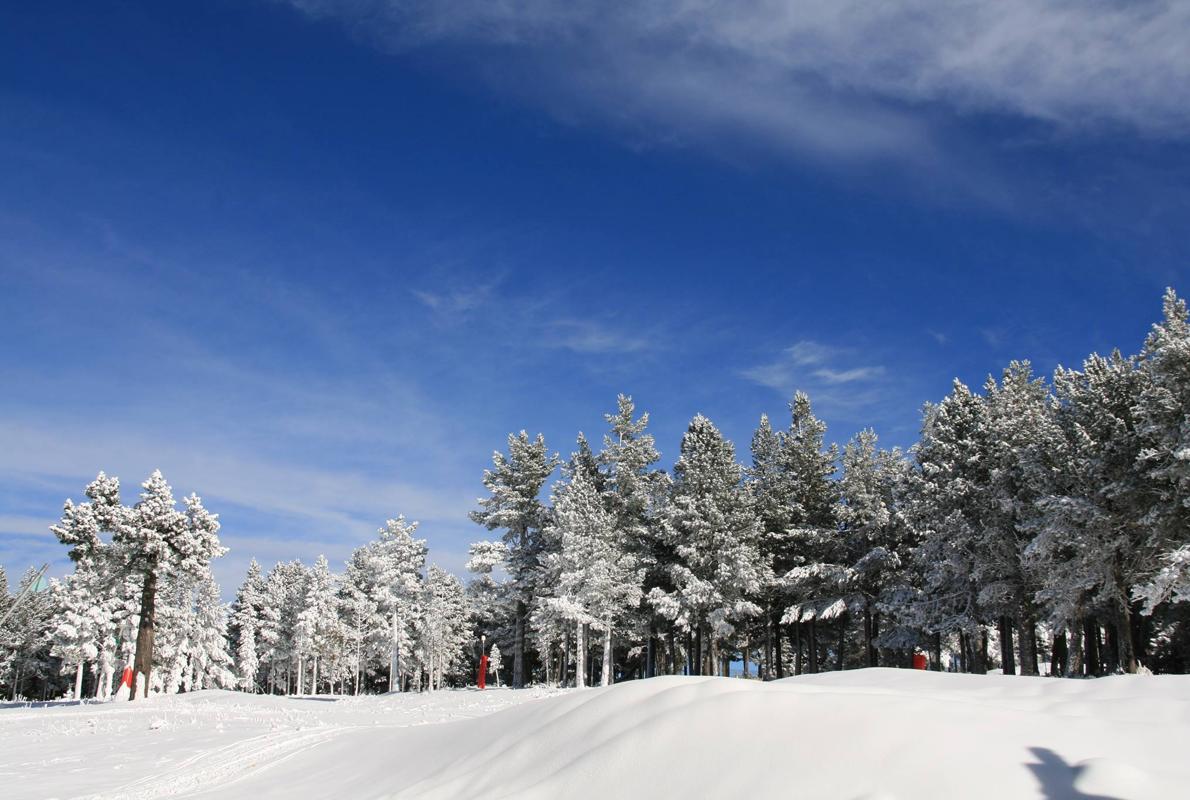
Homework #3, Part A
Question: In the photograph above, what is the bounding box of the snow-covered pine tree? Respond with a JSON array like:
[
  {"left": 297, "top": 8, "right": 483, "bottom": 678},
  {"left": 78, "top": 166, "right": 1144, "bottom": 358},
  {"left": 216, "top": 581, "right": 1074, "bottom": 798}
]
[
  {"left": 464, "top": 539, "right": 512, "bottom": 686},
  {"left": 488, "top": 642, "right": 502, "bottom": 686},
  {"left": 415, "top": 566, "right": 469, "bottom": 690},
  {"left": 231, "top": 559, "right": 264, "bottom": 692},
  {"left": 650, "top": 414, "right": 767, "bottom": 676},
  {"left": 1034, "top": 350, "right": 1149, "bottom": 674},
  {"left": 906, "top": 381, "right": 992, "bottom": 673},
  {"left": 153, "top": 574, "right": 197, "bottom": 694},
  {"left": 258, "top": 561, "right": 308, "bottom": 694},
  {"left": 470, "top": 432, "right": 559, "bottom": 688},
  {"left": 600, "top": 395, "right": 665, "bottom": 678},
  {"left": 48, "top": 569, "right": 107, "bottom": 699},
  {"left": 373, "top": 518, "right": 427, "bottom": 692},
  {"left": 978, "top": 361, "right": 1062, "bottom": 675},
  {"left": 189, "top": 575, "right": 234, "bottom": 690},
  {"left": 295, "top": 554, "right": 338, "bottom": 694},
  {"left": 48, "top": 472, "right": 125, "bottom": 697},
  {"left": 769, "top": 393, "right": 840, "bottom": 674},
  {"left": 338, "top": 518, "right": 426, "bottom": 693},
  {"left": 1132, "top": 289, "right": 1190, "bottom": 660},
  {"left": 544, "top": 449, "right": 644, "bottom": 687},
  {"left": 836, "top": 429, "right": 912, "bottom": 668},
  {"left": 2, "top": 567, "right": 56, "bottom": 700},
  {"left": 112, "top": 472, "right": 225, "bottom": 700}
]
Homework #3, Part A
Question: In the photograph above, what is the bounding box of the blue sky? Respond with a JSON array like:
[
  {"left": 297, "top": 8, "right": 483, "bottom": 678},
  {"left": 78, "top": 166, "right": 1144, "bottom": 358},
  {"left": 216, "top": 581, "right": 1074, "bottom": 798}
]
[{"left": 3, "top": 1, "right": 1189, "bottom": 593}]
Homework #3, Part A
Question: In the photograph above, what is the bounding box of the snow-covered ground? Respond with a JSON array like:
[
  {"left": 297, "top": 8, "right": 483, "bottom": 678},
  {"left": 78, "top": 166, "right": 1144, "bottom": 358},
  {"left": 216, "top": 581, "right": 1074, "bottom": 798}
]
[{"left": 4, "top": 669, "right": 1188, "bottom": 799}]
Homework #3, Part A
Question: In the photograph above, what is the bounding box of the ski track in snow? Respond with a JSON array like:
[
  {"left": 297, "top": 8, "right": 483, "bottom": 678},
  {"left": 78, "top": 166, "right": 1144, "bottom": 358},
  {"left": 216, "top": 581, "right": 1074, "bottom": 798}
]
[
  {"left": 84, "top": 725, "right": 358, "bottom": 800},
  {"left": 1, "top": 687, "right": 563, "bottom": 800}
]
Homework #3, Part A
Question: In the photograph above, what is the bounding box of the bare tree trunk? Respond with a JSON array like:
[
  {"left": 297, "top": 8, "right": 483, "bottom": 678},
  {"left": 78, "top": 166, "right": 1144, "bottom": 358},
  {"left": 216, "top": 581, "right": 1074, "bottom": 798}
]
[
  {"left": 1083, "top": 618, "right": 1099, "bottom": 676},
  {"left": 576, "top": 622, "right": 587, "bottom": 688},
  {"left": 1016, "top": 615, "right": 1038, "bottom": 675},
  {"left": 601, "top": 622, "right": 613, "bottom": 687},
  {"left": 669, "top": 626, "right": 676, "bottom": 675},
  {"left": 389, "top": 612, "right": 402, "bottom": 692},
  {"left": 1067, "top": 624, "right": 1083, "bottom": 677},
  {"left": 774, "top": 614, "right": 784, "bottom": 679},
  {"left": 1050, "top": 631, "right": 1067, "bottom": 676},
  {"left": 1117, "top": 606, "right": 1137, "bottom": 674},
  {"left": 999, "top": 616, "right": 1016, "bottom": 674},
  {"left": 130, "top": 569, "right": 158, "bottom": 701},
  {"left": 742, "top": 634, "right": 750, "bottom": 679},
  {"left": 808, "top": 620, "right": 819, "bottom": 674},
  {"left": 513, "top": 599, "right": 526, "bottom": 689},
  {"left": 563, "top": 627, "right": 571, "bottom": 686},
  {"left": 764, "top": 608, "right": 773, "bottom": 679},
  {"left": 836, "top": 613, "right": 846, "bottom": 671},
  {"left": 864, "top": 601, "right": 876, "bottom": 667},
  {"left": 794, "top": 623, "right": 803, "bottom": 675},
  {"left": 931, "top": 632, "right": 942, "bottom": 671},
  {"left": 1105, "top": 620, "right": 1121, "bottom": 673},
  {"left": 73, "top": 661, "right": 84, "bottom": 702}
]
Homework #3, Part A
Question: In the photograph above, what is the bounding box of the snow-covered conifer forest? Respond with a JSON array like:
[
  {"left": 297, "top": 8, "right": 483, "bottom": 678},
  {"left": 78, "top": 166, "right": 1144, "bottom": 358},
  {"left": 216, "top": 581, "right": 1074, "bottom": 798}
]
[
  {"left": 7, "top": 288, "right": 1190, "bottom": 702},
  {"left": 5, "top": 290, "right": 1190, "bottom": 798}
]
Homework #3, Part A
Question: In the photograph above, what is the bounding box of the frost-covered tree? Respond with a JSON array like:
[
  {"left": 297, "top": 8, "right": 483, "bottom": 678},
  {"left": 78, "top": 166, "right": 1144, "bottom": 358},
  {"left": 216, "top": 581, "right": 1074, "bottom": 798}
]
[
  {"left": 978, "top": 361, "right": 1061, "bottom": 675},
  {"left": 464, "top": 539, "right": 513, "bottom": 684},
  {"left": 258, "top": 560, "right": 309, "bottom": 694},
  {"left": 600, "top": 395, "right": 665, "bottom": 677},
  {"left": 1132, "top": 289, "right": 1190, "bottom": 655},
  {"left": 651, "top": 415, "right": 767, "bottom": 676},
  {"left": 906, "top": 380, "right": 992, "bottom": 673},
  {"left": 763, "top": 393, "right": 839, "bottom": 674},
  {"left": 48, "top": 569, "right": 107, "bottom": 699},
  {"left": 189, "top": 575, "right": 234, "bottom": 690},
  {"left": 342, "top": 518, "right": 427, "bottom": 692},
  {"left": 544, "top": 457, "right": 644, "bottom": 687},
  {"left": 296, "top": 554, "right": 339, "bottom": 694},
  {"left": 2, "top": 567, "right": 56, "bottom": 700},
  {"left": 1033, "top": 350, "right": 1150, "bottom": 674},
  {"left": 488, "top": 642, "right": 502, "bottom": 687},
  {"left": 415, "top": 565, "right": 469, "bottom": 690},
  {"left": 835, "top": 429, "right": 912, "bottom": 668},
  {"left": 470, "top": 431, "right": 559, "bottom": 688},
  {"left": 111, "top": 471, "right": 225, "bottom": 700},
  {"left": 231, "top": 559, "right": 264, "bottom": 692}
]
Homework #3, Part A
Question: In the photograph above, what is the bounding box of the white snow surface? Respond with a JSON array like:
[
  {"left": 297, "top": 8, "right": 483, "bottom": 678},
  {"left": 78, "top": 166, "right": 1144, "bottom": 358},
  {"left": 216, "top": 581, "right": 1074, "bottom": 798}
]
[{"left": 4, "top": 669, "right": 1188, "bottom": 799}]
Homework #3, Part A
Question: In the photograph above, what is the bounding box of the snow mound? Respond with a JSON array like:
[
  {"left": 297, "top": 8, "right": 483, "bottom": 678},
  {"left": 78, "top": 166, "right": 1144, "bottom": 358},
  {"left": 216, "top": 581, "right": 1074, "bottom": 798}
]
[{"left": 183, "top": 669, "right": 1190, "bottom": 799}]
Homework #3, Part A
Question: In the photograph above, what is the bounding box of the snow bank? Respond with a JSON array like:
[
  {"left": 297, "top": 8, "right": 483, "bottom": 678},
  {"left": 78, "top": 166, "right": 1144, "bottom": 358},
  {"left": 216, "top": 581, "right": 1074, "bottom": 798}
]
[{"left": 5, "top": 670, "right": 1188, "bottom": 799}]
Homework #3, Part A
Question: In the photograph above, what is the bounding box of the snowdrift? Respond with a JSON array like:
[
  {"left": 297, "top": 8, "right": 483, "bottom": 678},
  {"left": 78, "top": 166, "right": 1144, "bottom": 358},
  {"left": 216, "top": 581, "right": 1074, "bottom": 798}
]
[{"left": 187, "top": 669, "right": 1189, "bottom": 800}]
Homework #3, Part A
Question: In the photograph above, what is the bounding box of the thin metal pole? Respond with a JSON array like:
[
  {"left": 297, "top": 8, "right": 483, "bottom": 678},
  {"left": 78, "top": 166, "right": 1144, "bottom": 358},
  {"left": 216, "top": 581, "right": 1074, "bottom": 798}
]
[{"left": 0, "top": 564, "right": 49, "bottom": 627}]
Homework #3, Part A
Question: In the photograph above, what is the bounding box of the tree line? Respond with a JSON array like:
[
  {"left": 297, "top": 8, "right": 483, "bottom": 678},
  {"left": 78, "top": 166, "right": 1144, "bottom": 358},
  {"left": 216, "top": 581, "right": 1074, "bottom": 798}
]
[{"left": 3, "top": 288, "right": 1190, "bottom": 700}]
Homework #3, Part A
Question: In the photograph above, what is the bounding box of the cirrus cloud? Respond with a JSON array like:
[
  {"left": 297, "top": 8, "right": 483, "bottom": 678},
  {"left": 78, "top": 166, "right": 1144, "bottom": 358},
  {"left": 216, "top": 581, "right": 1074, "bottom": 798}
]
[{"left": 279, "top": 0, "right": 1190, "bottom": 168}]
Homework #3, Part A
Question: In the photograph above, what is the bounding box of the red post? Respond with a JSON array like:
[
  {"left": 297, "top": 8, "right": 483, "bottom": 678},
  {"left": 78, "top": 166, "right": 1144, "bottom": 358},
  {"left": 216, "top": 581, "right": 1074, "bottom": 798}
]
[{"left": 478, "top": 655, "right": 489, "bottom": 689}]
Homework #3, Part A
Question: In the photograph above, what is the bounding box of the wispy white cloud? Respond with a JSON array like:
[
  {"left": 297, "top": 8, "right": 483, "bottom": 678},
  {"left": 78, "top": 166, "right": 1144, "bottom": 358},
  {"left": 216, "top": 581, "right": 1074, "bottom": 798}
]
[
  {"left": 813, "top": 366, "right": 886, "bottom": 385},
  {"left": 0, "top": 514, "right": 57, "bottom": 539},
  {"left": 281, "top": 0, "right": 1190, "bottom": 169},
  {"left": 740, "top": 339, "right": 889, "bottom": 415},
  {"left": 542, "top": 319, "right": 653, "bottom": 354},
  {"left": 412, "top": 278, "right": 501, "bottom": 318}
]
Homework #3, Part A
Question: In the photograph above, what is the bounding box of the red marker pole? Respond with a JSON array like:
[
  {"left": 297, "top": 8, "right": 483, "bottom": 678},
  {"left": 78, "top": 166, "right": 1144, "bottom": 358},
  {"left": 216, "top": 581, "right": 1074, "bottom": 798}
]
[{"left": 477, "top": 634, "right": 487, "bottom": 690}]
